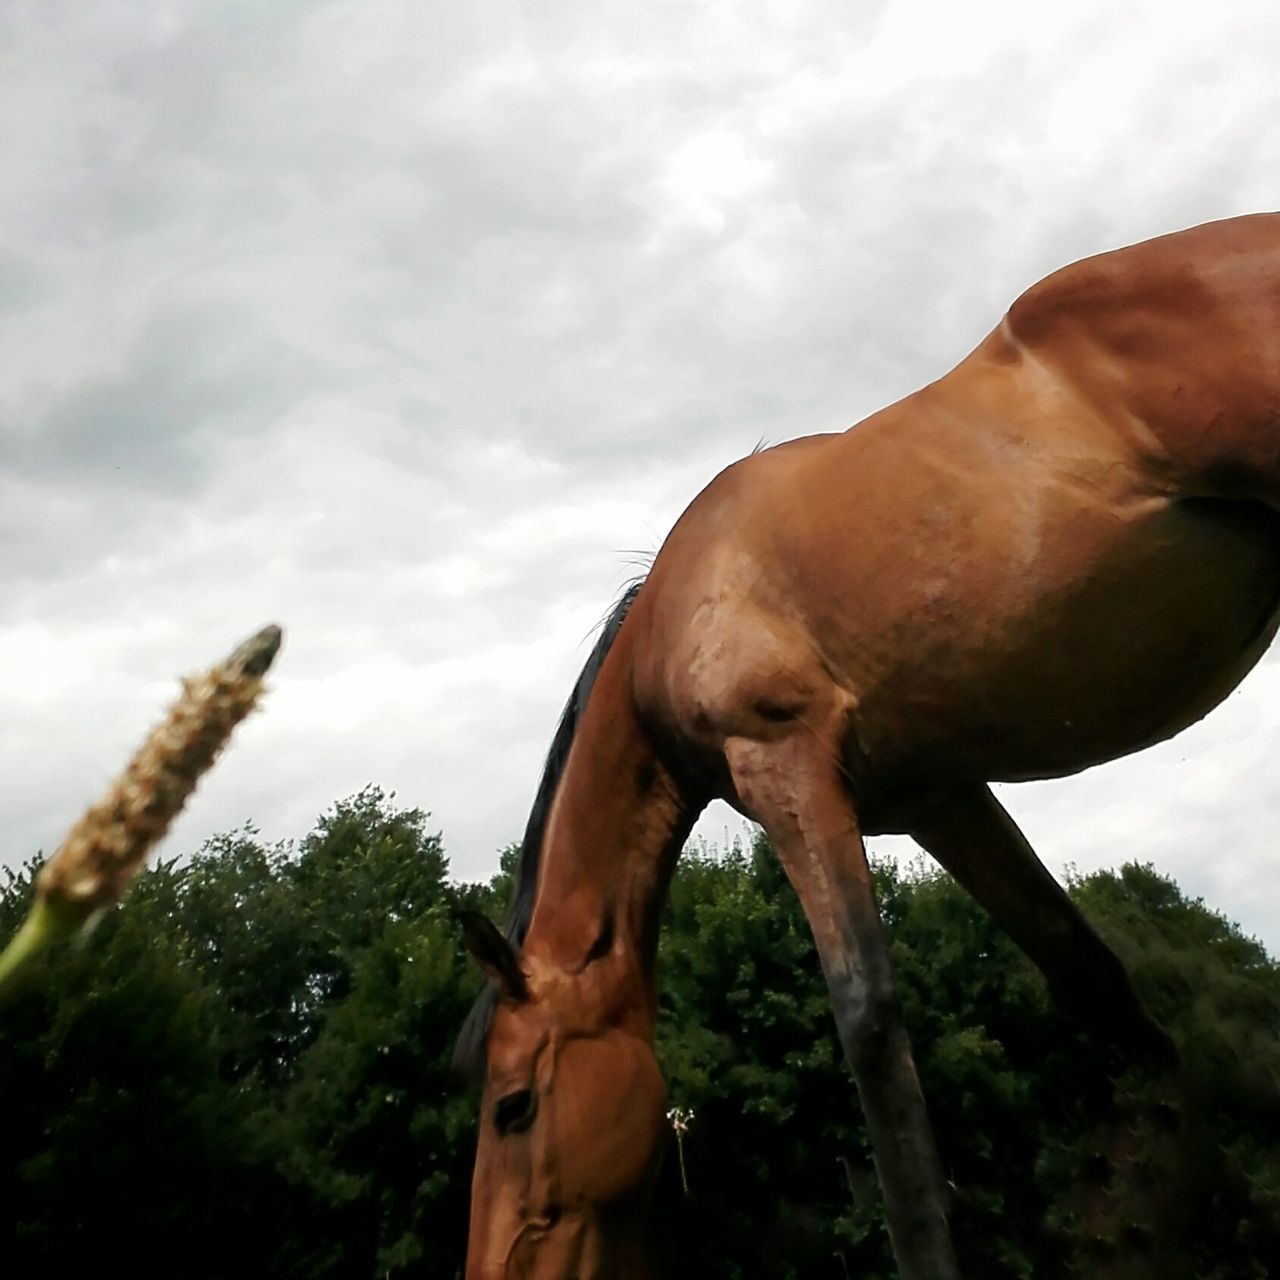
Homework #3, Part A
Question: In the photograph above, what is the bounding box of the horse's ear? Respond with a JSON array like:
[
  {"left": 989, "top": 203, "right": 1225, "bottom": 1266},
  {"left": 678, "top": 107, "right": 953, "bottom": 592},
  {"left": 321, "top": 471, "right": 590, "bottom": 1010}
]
[{"left": 459, "top": 911, "right": 529, "bottom": 1003}]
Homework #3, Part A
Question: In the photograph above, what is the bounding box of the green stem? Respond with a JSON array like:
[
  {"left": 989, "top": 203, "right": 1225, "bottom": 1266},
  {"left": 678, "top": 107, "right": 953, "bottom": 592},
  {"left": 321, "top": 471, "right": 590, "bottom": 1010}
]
[
  {"left": 676, "top": 1133, "right": 690, "bottom": 1196},
  {"left": 0, "top": 896, "right": 79, "bottom": 999}
]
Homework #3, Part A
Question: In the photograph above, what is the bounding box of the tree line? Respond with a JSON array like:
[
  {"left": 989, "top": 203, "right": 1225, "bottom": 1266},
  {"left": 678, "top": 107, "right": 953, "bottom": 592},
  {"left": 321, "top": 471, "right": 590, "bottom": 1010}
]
[{"left": 2, "top": 786, "right": 1277, "bottom": 1278}]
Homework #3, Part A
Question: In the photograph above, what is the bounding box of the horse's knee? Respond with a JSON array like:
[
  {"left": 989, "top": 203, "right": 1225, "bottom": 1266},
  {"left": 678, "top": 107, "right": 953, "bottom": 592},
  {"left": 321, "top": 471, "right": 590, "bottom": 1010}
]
[{"left": 829, "top": 966, "right": 902, "bottom": 1073}]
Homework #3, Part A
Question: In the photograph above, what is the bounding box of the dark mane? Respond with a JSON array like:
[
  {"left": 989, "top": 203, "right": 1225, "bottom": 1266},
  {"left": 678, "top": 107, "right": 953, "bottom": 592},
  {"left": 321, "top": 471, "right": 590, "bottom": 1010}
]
[{"left": 452, "top": 579, "right": 645, "bottom": 1079}]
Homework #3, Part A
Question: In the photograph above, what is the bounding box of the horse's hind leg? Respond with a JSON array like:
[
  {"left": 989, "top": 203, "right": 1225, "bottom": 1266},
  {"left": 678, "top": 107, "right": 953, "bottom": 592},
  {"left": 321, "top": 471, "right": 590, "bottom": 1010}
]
[
  {"left": 726, "top": 732, "right": 961, "bottom": 1280},
  {"left": 909, "top": 785, "right": 1177, "bottom": 1068}
]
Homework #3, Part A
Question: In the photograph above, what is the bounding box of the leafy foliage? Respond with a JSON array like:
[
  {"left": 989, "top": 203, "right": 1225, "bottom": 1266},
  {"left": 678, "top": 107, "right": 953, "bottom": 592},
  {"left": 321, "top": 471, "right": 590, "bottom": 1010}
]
[{"left": 2, "top": 793, "right": 1277, "bottom": 1278}]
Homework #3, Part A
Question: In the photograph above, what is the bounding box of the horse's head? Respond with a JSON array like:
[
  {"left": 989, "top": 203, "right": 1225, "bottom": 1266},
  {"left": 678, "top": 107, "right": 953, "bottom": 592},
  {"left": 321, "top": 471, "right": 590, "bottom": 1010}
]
[{"left": 460, "top": 913, "right": 668, "bottom": 1280}]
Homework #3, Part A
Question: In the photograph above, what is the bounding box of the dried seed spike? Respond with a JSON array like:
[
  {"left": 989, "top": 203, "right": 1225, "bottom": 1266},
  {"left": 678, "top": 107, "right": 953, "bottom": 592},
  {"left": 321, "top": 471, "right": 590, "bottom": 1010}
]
[
  {"left": 229, "top": 624, "right": 283, "bottom": 679},
  {"left": 0, "top": 624, "right": 284, "bottom": 998}
]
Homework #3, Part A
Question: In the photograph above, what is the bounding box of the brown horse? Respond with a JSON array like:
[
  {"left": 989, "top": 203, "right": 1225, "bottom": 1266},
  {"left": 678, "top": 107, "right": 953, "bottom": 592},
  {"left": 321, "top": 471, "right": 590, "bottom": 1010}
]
[{"left": 455, "top": 212, "right": 1280, "bottom": 1278}]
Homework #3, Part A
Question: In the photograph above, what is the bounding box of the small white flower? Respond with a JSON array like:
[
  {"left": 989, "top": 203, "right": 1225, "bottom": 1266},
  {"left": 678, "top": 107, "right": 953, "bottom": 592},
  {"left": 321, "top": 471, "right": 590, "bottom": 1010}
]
[{"left": 666, "top": 1106, "right": 694, "bottom": 1137}]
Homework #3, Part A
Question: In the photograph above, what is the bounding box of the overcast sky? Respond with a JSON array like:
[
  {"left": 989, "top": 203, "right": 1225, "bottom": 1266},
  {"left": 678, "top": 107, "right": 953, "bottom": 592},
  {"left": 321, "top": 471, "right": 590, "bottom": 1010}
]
[{"left": 3, "top": 1, "right": 1279, "bottom": 951}]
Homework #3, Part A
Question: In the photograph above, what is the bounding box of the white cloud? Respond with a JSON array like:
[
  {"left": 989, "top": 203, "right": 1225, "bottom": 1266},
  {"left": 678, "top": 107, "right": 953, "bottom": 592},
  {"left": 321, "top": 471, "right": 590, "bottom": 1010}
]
[{"left": 2, "top": 0, "right": 1279, "bottom": 956}]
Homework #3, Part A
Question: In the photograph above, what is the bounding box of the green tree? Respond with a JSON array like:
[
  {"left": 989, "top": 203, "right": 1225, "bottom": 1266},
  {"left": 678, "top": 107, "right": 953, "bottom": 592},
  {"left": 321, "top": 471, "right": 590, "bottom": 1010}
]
[
  {"left": 0, "top": 788, "right": 484, "bottom": 1280},
  {"left": 261, "top": 789, "right": 483, "bottom": 1277},
  {"left": 649, "top": 836, "right": 1280, "bottom": 1280},
  {"left": 0, "top": 857, "right": 289, "bottom": 1278},
  {"left": 2, "top": 797, "right": 1277, "bottom": 1279}
]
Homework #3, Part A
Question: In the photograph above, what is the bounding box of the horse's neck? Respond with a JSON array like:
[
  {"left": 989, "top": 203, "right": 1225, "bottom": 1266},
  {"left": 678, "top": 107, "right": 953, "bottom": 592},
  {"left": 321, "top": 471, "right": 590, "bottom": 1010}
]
[{"left": 520, "top": 632, "right": 693, "bottom": 1021}]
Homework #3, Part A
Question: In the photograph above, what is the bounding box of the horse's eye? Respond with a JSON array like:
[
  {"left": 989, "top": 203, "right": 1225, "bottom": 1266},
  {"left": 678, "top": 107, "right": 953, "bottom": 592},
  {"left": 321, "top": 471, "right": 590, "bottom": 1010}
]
[{"left": 494, "top": 1088, "right": 536, "bottom": 1136}]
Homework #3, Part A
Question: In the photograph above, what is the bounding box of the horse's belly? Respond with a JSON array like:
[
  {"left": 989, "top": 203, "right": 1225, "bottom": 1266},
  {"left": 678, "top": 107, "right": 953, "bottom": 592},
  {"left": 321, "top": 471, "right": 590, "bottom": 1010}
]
[{"left": 857, "top": 497, "right": 1280, "bottom": 784}]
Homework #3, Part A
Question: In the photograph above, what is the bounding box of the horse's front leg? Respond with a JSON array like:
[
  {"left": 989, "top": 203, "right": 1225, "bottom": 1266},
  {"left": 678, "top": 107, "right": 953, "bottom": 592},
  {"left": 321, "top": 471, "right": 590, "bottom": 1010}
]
[{"left": 726, "top": 732, "right": 961, "bottom": 1280}]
